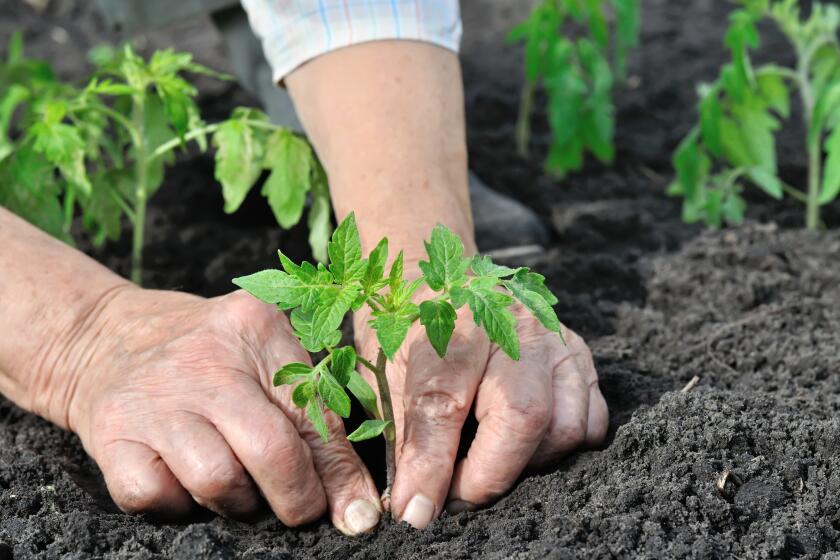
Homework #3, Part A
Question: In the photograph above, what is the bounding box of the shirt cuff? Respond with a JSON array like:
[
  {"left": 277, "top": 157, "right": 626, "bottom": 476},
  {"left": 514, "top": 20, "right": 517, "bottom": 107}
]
[{"left": 241, "top": 0, "right": 462, "bottom": 83}]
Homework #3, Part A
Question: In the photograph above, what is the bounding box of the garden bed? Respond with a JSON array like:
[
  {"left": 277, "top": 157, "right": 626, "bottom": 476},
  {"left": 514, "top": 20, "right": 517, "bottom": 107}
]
[{"left": 1, "top": 0, "right": 839, "bottom": 558}]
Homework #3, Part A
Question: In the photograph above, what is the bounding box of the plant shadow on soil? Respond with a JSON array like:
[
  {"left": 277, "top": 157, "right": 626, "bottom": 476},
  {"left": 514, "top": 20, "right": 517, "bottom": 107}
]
[{"left": 2, "top": 0, "right": 840, "bottom": 558}]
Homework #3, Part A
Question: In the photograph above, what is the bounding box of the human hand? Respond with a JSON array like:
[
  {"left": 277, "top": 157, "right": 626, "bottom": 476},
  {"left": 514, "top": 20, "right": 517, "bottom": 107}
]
[
  {"left": 62, "top": 288, "right": 381, "bottom": 535},
  {"left": 354, "top": 282, "right": 608, "bottom": 529}
]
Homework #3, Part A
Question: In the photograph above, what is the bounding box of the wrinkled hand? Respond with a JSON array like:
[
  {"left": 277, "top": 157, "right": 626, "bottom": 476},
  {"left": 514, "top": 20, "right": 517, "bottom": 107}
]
[
  {"left": 354, "top": 285, "right": 608, "bottom": 529},
  {"left": 66, "top": 288, "right": 381, "bottom": 535}
]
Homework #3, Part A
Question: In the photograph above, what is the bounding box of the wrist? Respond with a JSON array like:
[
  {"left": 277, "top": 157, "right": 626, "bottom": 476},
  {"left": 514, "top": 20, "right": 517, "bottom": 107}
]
[{"left": 30, "top": 282, "right": 138, "bottom": 432}]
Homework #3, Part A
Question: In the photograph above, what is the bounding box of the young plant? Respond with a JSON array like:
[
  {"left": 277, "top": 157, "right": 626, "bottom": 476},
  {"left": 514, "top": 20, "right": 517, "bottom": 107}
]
[
  {"left": 670, "top": 0, "right": 840, "bottom": 229},
  {"left": 508, "top": 0, "right": 640, "bottom": 177},
  {"left": 0, "top": 38, "right": 331, "bottom": 283},
  {"left": 0, "top": 32, "right": 75, "bottom": 241},
  {"left": 232, "top": 213, "right": 564, "bottom": 500}
]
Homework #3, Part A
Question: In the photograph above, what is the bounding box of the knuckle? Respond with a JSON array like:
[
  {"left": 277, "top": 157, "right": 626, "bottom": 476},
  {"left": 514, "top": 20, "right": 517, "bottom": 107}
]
[
  {"left": 322, "top": 411, "right": 346, "bottom": 438},
  {"left": 283, "top": 501, "right": 326, "bottom": 527},
  {"left": 551, "top": 419, "right": 588, "bottom": 449},
  {"left": 250, "top": 427, "right": 301, "bottom": 466},
  {"left": 186, "top": 460, "right": 249, "bottom": 500},
  {"left": 496, "top": 398, "right": 551, "bottom": 438},
  {"left": 112, "top": 479, "right": 169, "bottom": 514},
  {"left": 219, "top": 291, "right": 285, "bottom": 335},
  {"left": 410, "top": 388, "right": 470, "bottom": 425}
]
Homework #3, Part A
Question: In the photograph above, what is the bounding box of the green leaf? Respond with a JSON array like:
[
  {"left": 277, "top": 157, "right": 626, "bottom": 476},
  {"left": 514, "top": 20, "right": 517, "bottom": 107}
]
[
  {"left": 470, "top": 254, "right": 522, "bottom": 278},
  {"left": 330, "top": 346, "right": 357, "bottom": 386},
  {"left": 363, "top": 237, "right": 389, "bottom": 292},
  {"left": 672, "top": 129, "right": 709, "bottom": 203},
  {"left": 585, "top": 0, "right": 609, "bottom": 51},
  {"left": 82, "top": 169, "right": 127, "bottom": 244},
  {"left": 699, "top": 86, "right": 723, "bottom": 157},
  {"left": 292, "top": 380, "right": 315, "bottom": 408},
  {"left": 419, "top": 300, "right": 457, "bottom": 358},
  {"left": 820, "top": 125, "right": 840, "bottom": 204},
  {"left": 722, "top": 191, "right": 746, "bottom": 224},
  {"left": 704, "top": 188, "right": 724, "bottom": 229},
  {"left": 347, "top": 419, "right": 391, "bottom": 442},
  {"left": 720, "top": 116, "right": 753, "bottom": 169},
  {"left": 7, "top": 31, "right": 23, "bottom": 64},
  {"left": 306, "top": 400, "right": 329, "bottom": 442},
  {"left": 372, "top": 304, "right": 419, "bottom": 360},
  {"left": 318, "top": 369, "right": 351, "bottom": 418},
  {"left": 231, "top": 269, "right": 303, "bottom": 305},
  {"left": 0, "top": 146, "right": 67, "bottom": 242},
  {"left": 391, "top": 277, "right": 425, "bottom": 309},
  {"left": 213, "top": 118, "right": 263, "bottom": 214},
  {"left": 310, "top": 284, "right": 360, "bottom": 343},
  {"left": 504, "top": 271, "right": 561, "bottom": 334},
  {"left": 274, "top": 362, "right": 313, "bottom": 386},
  {"left": 756, "top": 67, "right": 790, "bottom": 118},
  {"left": 31, "top": 121, "right": 92, "bottom": 196},
  {"left": 290, "top": 307, "right": 343, "bottom": 353},
  {"left": 452, "top": 282, "right": 520, "bottom": 360},
  {"left": 731, "top": 101, "right": 778, "bottom": 174},
  {"left": 612, "top": 0, "right": 640, "bottom": 78},
  {"left": 418, "top": 224, "right": 470, "bottom": 291},
  {"left": 308, "top": 191, "right": 332, "bottom": 263},
  {"left": 347, "top": 371, "right": 379, "bottom": 417},
  {"left": 389, "top": 251, "right": 404, "bottom": 294},
  {"left": 747, "top": 167, "right": 783, "bottom": 200},
  {"left": 328, "top": 212, "right": 366, "bottom": 283},
  {"left": 261, "top": 131, "right": 312, "bottom": 228},
  {"left": 156, "top": 75, "right": 198, "bottom": 140}
]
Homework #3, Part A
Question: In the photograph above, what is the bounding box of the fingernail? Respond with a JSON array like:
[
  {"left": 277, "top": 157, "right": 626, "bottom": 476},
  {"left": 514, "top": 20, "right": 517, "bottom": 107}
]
[
  {"left": 401, "top": 494, "right": 435, "bottom": 529},
  {"left": 445, "top": 499, "right": 477, "bottom": 515},
  {"left": 344, "top": 499, "right": 380, "bottom": 535}
]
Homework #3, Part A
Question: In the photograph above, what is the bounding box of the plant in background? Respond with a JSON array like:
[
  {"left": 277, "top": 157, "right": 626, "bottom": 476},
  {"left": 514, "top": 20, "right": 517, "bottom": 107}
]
[
  {"left": 233, "top": 213, "right": 563, "bottom": 502},
  {"left": 508, "top": 0, "right": 640, "bottom": 177},
  {"left": 0, "top": 36, "right": 331, "bottom": 284},
  {"left": 0, "top": 32, "right": 75, "bottom": 241},
  {"left": 670, "top": 0, "right": 840, "bottom": 230}
]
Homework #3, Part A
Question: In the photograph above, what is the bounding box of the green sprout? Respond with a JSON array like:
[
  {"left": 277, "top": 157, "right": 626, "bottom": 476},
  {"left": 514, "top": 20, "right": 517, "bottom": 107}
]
[
  {"left": 508, "top": 0, "right": 640, "bottom": 177},
  {"left": 670, "top": 0, "right": 840, "bottom": 229},
  {"left": 0, "top": 36, "right": 331, "bottom": 284},
  {"left": 233, "top": 213, "right": 563, "bottom": 499}
]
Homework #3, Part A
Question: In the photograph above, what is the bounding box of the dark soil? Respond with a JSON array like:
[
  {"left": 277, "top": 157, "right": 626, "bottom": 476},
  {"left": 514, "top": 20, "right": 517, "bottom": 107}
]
[{"left": 2, "top": 0, "right": 840, "bottom": 558}]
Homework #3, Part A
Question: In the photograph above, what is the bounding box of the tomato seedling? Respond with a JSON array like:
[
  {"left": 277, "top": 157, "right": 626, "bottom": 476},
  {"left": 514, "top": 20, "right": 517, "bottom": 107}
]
[
  {"left": 670, "top": 0, "right": 840, "bottom": 229},
  {"left": 233, "top": 213, "right": 564, "bottom": 501},
  {"left": 508, "top": 0, "right": 640, "bottom": 177},
  {"left": 0, "top": 36, "right": 331, "bottom": 283}
]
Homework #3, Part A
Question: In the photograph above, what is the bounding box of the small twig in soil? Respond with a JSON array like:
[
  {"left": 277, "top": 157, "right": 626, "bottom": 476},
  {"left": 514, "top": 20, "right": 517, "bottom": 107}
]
[
  {"left": 715, "top": 468, "right": 742, "bottom": 499},
  {"left": 680, "top": 376, "right": 701, "bottom": 393}
]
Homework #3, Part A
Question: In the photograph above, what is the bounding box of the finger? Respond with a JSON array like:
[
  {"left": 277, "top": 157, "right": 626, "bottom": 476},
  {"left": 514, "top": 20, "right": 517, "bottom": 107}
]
[
  {"left": 587, "top": 383, "right": 609, "bottom": 447},
  {"left": 212, "top": 387, "right": 328, "bottom": 527},
  {"left": 155, "top": 413, "right": 260, "bottom": 518},
  {"left": 98, "top": 439, "right": 192, "bottom": 518},
  {"left": 569, "top": 336, "right": 608, "bottom": 447},
  {"left": 528, "top": 354, "right": 590, "bottom": 468},
  {"left": 246, "top": 308, "right": 383, "bottom": 535},
  {"left": 278, "top": 389, "right": 382, "bottom": 536},
  {"left": 446, "top": 348, "right": 552, "bottom": 513},
  {"left": 390, "top": 321, "right": 489, "bottom": 529}
]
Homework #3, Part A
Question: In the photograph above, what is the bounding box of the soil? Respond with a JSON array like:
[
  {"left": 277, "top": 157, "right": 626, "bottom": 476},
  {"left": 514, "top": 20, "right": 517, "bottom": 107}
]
[{"left": 2, "top": 0, "right": 840, "bottom": 558}]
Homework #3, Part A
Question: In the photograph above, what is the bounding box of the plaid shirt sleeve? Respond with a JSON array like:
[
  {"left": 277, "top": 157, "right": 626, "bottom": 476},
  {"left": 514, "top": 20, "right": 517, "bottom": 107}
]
[{"left": 240, "top": 0, "right": 462, "bottom": 82}]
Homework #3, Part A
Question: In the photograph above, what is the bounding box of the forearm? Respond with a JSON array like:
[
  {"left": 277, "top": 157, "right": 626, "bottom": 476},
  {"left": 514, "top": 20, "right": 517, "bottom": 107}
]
[
  {"left": 285, "top": 41, "right": 476, "bottom": 263},
  {"left": 0, "top": 208, "right": 132, "bottom": 428}
]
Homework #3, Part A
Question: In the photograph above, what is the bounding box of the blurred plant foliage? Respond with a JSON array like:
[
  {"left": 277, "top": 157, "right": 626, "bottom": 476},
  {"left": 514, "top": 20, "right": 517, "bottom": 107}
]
[
  {"left": 508, "top": 0, "right": 640, "bottom": 177},
  {"left": 0, "top": 34, "right": 331, "bottom": 284},
  {"left": 671, "top": 0, "right": 840, "bottom": 230}
]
